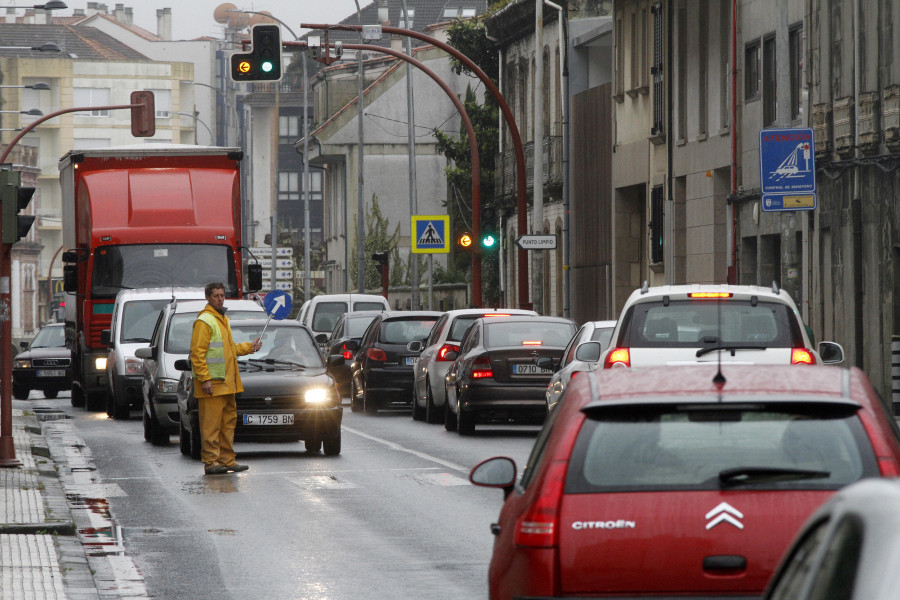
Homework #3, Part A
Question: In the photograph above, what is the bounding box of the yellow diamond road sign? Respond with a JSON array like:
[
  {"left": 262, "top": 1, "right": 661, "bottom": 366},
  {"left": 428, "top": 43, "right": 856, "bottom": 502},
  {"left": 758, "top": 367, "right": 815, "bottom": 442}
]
[{"left": 411, "top": 215, "right": 450, "bottom": 254}]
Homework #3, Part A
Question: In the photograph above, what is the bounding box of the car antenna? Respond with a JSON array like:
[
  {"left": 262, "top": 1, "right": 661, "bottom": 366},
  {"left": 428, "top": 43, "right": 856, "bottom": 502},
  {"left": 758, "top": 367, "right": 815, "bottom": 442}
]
[{"left": 713, "top": 295, "right": 726, "bottom": 389}]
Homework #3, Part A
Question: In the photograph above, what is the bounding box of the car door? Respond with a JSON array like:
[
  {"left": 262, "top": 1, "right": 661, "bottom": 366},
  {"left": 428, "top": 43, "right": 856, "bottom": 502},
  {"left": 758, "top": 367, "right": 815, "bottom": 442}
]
[
  {"left": 415, "top": 313, "right": 448, "bottom": 398},
  {"left": 141, "top": 308, "right": 167, "bottom": 406},
  {"left": 547, "top": 324, "right": 587, "bottom": 407},
  {"left": 353, "top": 315, "right": 382, "bottom": 393}
]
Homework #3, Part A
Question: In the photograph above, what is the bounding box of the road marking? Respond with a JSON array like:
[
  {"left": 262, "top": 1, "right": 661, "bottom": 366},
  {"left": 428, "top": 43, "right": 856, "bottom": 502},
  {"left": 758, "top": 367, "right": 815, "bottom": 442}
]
[{"left": 342, "top": 425, "right": 469, "bottom": 473}]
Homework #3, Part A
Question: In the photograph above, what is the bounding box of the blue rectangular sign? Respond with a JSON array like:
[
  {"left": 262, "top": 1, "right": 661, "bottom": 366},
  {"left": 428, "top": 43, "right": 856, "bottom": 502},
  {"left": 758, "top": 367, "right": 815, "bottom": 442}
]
[{"left": 759, "top": 128, "right": 816, "bottom": 195}]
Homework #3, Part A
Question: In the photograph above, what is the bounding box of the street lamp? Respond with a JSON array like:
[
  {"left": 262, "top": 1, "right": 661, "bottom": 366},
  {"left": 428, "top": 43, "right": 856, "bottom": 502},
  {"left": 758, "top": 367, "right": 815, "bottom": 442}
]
[
  {"left": 0, "top": 82, "right": 50, "bottom": 90},
  {"left": 173, "top": 111, "right": 213, "bottom": 145},
  {"left": 0, "top": 109, "right": 43, "bottom": 116},
  {"left": 2, "top": 2, "right": 67, "bottom": 9}
]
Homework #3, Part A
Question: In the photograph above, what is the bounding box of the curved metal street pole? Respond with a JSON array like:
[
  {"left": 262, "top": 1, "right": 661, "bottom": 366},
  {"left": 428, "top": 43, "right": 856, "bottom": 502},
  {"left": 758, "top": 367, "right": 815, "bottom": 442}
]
[
  {"left": 288, "top": 40, "right": 483, "bottom": 306},
  {"left": 302, "top": 23, "right": 529, "bottom": 309}
]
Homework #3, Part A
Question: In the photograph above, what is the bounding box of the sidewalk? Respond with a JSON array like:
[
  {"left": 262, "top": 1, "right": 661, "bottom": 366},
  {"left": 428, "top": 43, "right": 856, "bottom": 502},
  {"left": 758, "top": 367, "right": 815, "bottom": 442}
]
[{"left": 0, "top": 407, "right": 100, "bottom": 600}]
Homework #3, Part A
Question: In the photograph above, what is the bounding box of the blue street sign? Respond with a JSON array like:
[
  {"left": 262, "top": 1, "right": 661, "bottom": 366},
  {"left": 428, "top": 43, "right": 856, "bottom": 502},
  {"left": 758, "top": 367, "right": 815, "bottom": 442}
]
[
  {"left": 411, "top": 215, "right": 450, "bottom": 254},
  {"left": 263, "top": 290, "right": 293, "bottom": 320},
  {"left": 759, "top": 128, "right": 816, "bottom": 195}
]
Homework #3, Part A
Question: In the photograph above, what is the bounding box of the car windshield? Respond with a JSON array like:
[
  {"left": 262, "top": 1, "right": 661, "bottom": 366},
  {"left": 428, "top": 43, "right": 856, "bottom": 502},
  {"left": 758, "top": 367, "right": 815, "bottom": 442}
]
[
  {"left": 234, "top": 325, "right": 324, "bottom": 367},
  {"left": 623, "top": 300, "right": 800, "bottom": 347},
  {"left": 312, "top": 302, "right": 349, "bottom": 333},
  {"left": 379, "top": 319, "right": 438, "bottom": 344},
  {"left": 91, "top": 244, "right": 237, "bottom": 299},
  {"left": 166, "top": 311, "right": 268, "bottom": 354},
  {"left": 121, "top": 299, "right": 173, "bottom": 343},
  {"left": 348, "top": 315, "right": 378, "bottom": 337},
  {"left": 31, "top": 326, "right": 65, "bottom": 348},
  {"left": 485, "top": 321, "right": 574, "bottom": 348},
  {"left": 567, "top": 404, "right": 875, "bottom": 492}
]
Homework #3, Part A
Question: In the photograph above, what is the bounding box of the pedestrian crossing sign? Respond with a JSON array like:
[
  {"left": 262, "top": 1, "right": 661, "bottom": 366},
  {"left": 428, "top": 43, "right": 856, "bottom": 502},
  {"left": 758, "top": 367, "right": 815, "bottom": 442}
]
[{"left": 411, "top": 215, "right": 450, "bottom": 254}]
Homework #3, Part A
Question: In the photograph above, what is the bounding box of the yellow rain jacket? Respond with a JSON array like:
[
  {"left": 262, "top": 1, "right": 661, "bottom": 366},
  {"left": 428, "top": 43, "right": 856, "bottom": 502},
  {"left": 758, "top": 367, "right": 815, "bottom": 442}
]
[{"left": 189, "top": 304, "right": 255, "bottom": 399}]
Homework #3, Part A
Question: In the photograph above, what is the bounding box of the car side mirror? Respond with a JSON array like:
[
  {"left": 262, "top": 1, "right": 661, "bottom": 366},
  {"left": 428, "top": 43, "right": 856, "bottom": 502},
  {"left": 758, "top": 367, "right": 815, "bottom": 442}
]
[
  {"left": 327, "top": 354, "right": 344, "bottom": 366},
  {"left": 100, "top": 329, "right": 110, "bottom": 346},
  {"left": 315, "top": 333, "right": 328, "bottom": 344},
  {"left": 63, "top": 264, "right": 77, "bottom": 293},
  {"left": 246, "top": 262, "right": 263, "bottom": 292},
  {"left": 535, "top": 356, "right": 556, "bottom": 371},
  {"left": 818, "top": 341, "right": 845, "bottom": 365},
  {"left": 444, "top": 350, "right": 459, "bottom": 362},
  {"left": 470, "top": 457, "right": 517, "bottom": 499},
  {"left": 343, "top": 339, "right": 359, "bottom": 352},
  {"left": 134, "top": 346, "right": 154, "bottom": 360},
  {"left": 174, "top": 359, "right": 191, "bottom": 371},
  {"left": 407, "top": 340, "right": 423, "bottom": 352},
  {"left": 574, "top": 341, "right": 602, "bottom": 362}
]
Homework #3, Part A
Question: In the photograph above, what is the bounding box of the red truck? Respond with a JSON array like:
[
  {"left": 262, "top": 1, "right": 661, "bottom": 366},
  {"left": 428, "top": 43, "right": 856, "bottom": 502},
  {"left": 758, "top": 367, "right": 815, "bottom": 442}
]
[{"left": 60, "top": 145, "right": 262, "bottom": 411}]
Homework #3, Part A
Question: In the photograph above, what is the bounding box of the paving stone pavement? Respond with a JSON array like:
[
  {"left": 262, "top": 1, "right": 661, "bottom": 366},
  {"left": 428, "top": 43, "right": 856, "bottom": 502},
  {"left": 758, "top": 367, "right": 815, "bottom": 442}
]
[{"left": 0, "top": 408, "right": 102, "bottom": 600}]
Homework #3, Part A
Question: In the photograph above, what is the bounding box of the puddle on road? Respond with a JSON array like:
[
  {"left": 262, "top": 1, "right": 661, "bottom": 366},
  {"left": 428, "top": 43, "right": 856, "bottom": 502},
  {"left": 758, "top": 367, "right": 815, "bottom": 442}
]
[
  {"left": 66, "top": 494, "right": 127, "bottom": 557},
  {"left": 181, "top": 477, "right": 240, "bottom": 495}
]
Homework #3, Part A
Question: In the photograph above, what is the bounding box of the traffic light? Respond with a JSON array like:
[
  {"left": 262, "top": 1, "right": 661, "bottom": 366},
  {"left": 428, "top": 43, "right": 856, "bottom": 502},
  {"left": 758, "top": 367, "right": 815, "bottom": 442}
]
[
  {"left": 0, "top": 167, "right": 36, "bottom": 244},
  {"left": 480, "top": 204, "right": 498, "bottom": 250},
  {"left": 371, "top": 252, "right": 389, "bottom": 275},
  {"left": 456, "top": 230, "right": 473, "bottom": 251},
  {"left": 130, "top": 90, "right": 155, "bottom": 137},
  {"left": 231, "top": 24, "right": 283, "bottom": 82}
]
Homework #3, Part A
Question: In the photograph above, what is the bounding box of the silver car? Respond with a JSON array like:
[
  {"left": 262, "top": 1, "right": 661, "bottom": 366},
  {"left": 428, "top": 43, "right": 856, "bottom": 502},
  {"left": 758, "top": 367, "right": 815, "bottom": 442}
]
[
  {"left": 410, "top": 308, "right": 537, "bottom": 423},
  {"left": 544, "top": 319, "right": 616, "bottom": 411},
  {"left": 134, "top": 298, "right": 265, "bottom": 445}
]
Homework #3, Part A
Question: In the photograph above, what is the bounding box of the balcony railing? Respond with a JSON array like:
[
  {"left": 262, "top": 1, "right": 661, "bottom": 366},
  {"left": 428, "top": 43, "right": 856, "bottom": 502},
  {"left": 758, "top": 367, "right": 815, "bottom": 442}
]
[
  {"left": 493, "top": 135, "right": 563, "bottom": 200},
  {"left": 250, "top": 72, "right": 307, "bottom": 94}
]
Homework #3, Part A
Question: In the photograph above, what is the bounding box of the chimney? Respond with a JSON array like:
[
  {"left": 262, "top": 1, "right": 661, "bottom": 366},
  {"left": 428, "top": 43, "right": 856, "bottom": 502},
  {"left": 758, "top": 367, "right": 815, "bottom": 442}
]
[
  {"left": 124, "top": 7, "right": 133, "bottom": 26},
  {"left": 378, "top": 0, "right": 389, "bottom": 26},
  {"left": 157, "top": 8, "right": 172, "bottom": 40},
  {"left": 73, "top": 8, "right": 86, "bottom": 17},
  {"left": 86, "top": 2, "right": 98, "bottom": 16},
  {"left": 114, "top": 3, "right": 126, "bottom": 24},
  {"left": 97, "top": 3, "right": 109, "bottom": 14},
  {"left": 3, "top": 8, "right": 15, "bottom": 24},
  {"left": 23, "top": 9, "right": 34, "bottom": 25}
]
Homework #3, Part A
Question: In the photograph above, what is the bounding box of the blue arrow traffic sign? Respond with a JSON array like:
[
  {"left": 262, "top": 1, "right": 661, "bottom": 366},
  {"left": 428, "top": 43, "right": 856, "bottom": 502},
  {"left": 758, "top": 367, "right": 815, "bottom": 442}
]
[{"left": 263, "top": 290, "right": 293, "bottom": 320}]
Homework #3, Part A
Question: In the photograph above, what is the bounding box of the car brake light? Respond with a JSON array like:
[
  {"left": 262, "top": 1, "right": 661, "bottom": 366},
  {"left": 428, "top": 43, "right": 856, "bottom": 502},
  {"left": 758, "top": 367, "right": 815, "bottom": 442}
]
[
  {"left": 342, "top": 343, "right": 354, "bottom": 360},
  {"left": 522, "top": 340, "right": 542, "bottom": 346},
  {"left": 366, "top": 347, "right": 387, "bottom": 361},
  {"left": 515, "top": 460, "right": 567, "bottom": 548},
  {"left": 790, "top": 348, "right": 815, "bottom": 365},
  {"left": 471, "top": 356, "right": 493, "bottom": 379},
  {"left": 688, "top": 292, "right": 733, "bottom": 299},
  {"left": 604, "top": 347, "right": 631, "bottom": 368},
  {"left": 437, "top": 343, "right": 459, "bottom": 361},
  {"left": 483, "top": 313, "right": 511, "bottom": 317}
]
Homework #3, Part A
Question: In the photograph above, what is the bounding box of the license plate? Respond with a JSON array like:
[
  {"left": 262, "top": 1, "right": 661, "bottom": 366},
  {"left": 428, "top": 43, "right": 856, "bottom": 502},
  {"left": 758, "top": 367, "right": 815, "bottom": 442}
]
[
  {"left": 406, "top": 356, "right": 419, "bottom": 366},
  {"left": 37, "top": 369, "right": 65, "bottom": 377},
  {"left": 242, "top": 414, "right": 294, "bottom": 425},
  {"left": 513, "top": 363, "right": 552, "bottom": 375}
]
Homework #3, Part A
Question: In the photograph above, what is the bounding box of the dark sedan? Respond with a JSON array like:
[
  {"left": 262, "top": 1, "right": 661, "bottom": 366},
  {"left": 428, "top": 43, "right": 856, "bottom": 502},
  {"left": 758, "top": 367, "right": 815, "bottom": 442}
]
[
  {"left": 175, "top": 320, "right": 343, "bottom": 457},
  {"left": 444, "top": 315, "right": 575, "bottom": 434},
  {"left": 12, "top": 323, "right": 72, "bottom": 400},
  {"left": 347, "top": 310, "right": 442, "bottom": 414},
  {"left": 323, "top": 311, "right": 384, "bottom": 397}
]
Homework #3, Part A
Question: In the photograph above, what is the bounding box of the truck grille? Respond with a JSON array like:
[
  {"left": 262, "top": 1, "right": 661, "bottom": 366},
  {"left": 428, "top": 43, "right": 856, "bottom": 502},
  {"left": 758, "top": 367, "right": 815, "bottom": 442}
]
[{"left": 90, "top": 314, "right": 112, "bottom": 347}]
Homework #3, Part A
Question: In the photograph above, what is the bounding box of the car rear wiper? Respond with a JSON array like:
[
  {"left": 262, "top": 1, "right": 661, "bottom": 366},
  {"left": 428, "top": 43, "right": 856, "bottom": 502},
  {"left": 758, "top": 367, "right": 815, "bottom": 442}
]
[
  {"left": 696, "top": 345, "right": 767, "bottom": 357},
  {"left": 717, "top": 466, "right": 831, "bottom": 486}
]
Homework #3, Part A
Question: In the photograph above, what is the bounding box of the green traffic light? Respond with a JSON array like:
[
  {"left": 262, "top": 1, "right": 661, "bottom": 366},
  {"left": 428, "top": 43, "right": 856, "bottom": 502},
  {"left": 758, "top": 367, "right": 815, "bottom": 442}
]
[
  {"left": 261, "top": 61, "right": 273, "bottom": 73},
  {"left": 481, "top": 234, "right": 497, "bottom": 248}
]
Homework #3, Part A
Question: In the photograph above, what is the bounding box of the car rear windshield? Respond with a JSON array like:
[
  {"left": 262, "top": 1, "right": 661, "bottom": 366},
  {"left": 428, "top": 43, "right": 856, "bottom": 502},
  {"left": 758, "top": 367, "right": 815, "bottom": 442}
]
[
  {"left": 566, "top": 403, "right": 877, "bottom": 493},
  {"left": 485, "top": 321, "right": 574, "bottom": 348},
  {"left": 379, "top": 318, "right": 438, "bottom": 344},
  {"left": 312, "top": 302, "right": 348, "bottom": 333},
  {"left": 348, "top": 315, "right": 378, "bottom": 337},
  {"left": 354, "top": 301, "right": 386, "bottom": 312},
  {"left": 621, "top": 299, "right": 802, "bottom": 347}
]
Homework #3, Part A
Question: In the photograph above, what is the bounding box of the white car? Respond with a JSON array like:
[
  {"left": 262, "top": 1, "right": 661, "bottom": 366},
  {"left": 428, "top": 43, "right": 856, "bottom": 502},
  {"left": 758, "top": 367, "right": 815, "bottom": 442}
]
[
  {"left": 296, "top": 293, "right": 390, "bottom": 342},
  {"left": 601, "top": 282, "right": 844, "bottom": 368},
  {"left": 410, "top": 307, "right": 537, "bottom": 423},
  {"left": 544, "top": 319, "right": 616, "bottom": 411}
]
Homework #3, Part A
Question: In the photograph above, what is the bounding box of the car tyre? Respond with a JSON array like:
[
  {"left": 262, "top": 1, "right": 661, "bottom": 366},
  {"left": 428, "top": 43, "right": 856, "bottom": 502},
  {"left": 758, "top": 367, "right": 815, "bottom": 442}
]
[
  {"left": 142, "top": 408, "right": 152, "bottom": 441},
  {"left": 444, "top": 396, "right": 457, "bottom": 432},
  {"left": 306, "top": 439, "right": 322, "bottom": 453},
  {"left": 323, "top": 431, "right": 341, "bottom": 456},
  {"left": 411, "top": 383, "right": 425, "bottom": 421},
  {"left": 12, "top": 384, "right": 29, "bottom": 400},
  {"left": 350, "top": 379, "right": 363, "bottom": 413},
  {"left": 112, "top": 398, "right": 130, "bottom": 420},
  {"left": 179, "top": 417, "right": 191, "bottom": 456},
  {"left": 189, "top": 416, "right": 202, "bottom": 460},
  {"left": 70, "top": 385, "right": 85, "bottom": 408},
  {"left": 457, "top": 409, "right": 475, "bottom": 436},
  {"left": 425, "top": 381, "right": 441, "bottom": 424},
  {"left": 146, "top": 403, "right": 169, "bottom": 446},
  {"left": 364, "top": 389, "right": 379, "bottom": 415},
  {"left": 43, "top": 389, "right": 58, "bottom": 399}
]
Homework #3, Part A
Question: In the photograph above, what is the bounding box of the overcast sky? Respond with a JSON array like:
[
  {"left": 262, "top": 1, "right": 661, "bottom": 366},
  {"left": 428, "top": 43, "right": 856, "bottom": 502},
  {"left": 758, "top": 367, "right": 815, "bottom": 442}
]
[{"left": 4, "top": 1, "right": 369, "bottom": 40}]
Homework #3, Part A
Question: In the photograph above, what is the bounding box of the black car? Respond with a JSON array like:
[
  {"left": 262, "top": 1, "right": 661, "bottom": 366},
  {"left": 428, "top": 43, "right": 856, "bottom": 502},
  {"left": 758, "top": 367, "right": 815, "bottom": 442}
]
[
  {"left": 12, "top": 323, "right": 72, "bottom": 400},
  {"left": 175, "top": 320, "right": 343, "bottom": 458},
  {"left": 444, "top": 315, "right": 575, "bottom": 434},
  {"left": 323, "top": 311, "right": 384, "bottom": 397},
  {"left": 347, "top": 310, "right": 442, "bottom": 414}
]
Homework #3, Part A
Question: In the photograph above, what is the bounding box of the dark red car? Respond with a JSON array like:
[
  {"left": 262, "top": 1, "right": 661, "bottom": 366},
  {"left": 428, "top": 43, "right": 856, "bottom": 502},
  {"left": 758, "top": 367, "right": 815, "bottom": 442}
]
[{"left": 470, "top": 365, "right": 900, "bottom": 600}]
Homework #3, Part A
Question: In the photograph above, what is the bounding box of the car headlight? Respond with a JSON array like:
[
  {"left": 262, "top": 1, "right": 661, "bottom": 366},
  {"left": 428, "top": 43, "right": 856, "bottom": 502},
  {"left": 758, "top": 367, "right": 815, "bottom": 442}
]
[
  {"left": 14, "top": 359, "right": 30, "bottom": 369},
  {"left": 304, "top": 388, "right": 329, "bottom": 404},
  {"left": 125, "top": 357, "right": 143, "bottom": 376},
  {"left": 156, "top": 378, "right": 179, "bottom": 394},
  {"left": 95, "top": 357, "right": 107, "bottom": 370}
]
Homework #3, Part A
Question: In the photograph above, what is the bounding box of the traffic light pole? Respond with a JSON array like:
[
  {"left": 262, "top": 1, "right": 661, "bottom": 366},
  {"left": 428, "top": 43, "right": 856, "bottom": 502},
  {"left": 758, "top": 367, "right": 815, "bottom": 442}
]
[
  {"left": 302, "top": 23, "right": 530, "bottom": 310},
  {"left": 0, "top": 97, "right": 154, "bottom": 467}
]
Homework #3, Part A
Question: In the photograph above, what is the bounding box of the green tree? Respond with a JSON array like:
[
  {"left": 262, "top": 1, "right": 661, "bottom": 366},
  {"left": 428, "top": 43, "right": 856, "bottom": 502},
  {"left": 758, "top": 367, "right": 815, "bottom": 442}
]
[{"left": 349, "top": 194, "right": 405, "bottom": 290}]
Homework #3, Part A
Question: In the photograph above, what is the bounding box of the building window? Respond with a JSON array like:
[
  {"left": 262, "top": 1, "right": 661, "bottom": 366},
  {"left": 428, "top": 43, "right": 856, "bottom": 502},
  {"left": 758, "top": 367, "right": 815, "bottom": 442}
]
[
  {"left": 744, "top": 40, "right": 760, "bottom": 100},
  {"left": 650, "top": 185, "right": 664, "bottom": 264},
  {"left": 720, "top": 0, "right": 731, "bottom": 129},
  {"left": 789, "top": 25, "right": 802, "bottom": 121},
  {"left": 74, "top": 88, "right": 110, "bottom": 116},
  {"left": 278, "top": 171, "right": 300, "bottom": 201},
  {"left": 763, "top": 35, "right": 777, "bottom": 126},
  {"left": 279, "top": 115, "right": 300, "bottom": 138},
  {"left": 615, "top": 15, "right": 625, "bottom": 98},
  {"left": 651, "top": 2, "right": 665, "bottom": 136},
  {"left": 697, "top": 8, "right": 708, "bottom": 136},
  {"left": 150, "top": 89, "right": 171, "bottom": 118},
  {"left": 630, "top": 8, "right": 639, "bottom": 92},
  {"left": 676, "top": 0, "right": 687, "bottom": 139}
]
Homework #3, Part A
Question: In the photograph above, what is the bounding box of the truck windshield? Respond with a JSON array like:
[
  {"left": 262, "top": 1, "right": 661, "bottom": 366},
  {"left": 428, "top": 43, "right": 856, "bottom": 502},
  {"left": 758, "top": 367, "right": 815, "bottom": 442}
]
[{"left": 91, "top": 245, "right": 237, "bottom": 299}]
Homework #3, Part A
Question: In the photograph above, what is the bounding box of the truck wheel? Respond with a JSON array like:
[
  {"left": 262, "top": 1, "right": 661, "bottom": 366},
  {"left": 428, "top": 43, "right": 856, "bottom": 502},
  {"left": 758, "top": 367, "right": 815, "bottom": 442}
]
[
  {"left": 112, "top": 398, "right": 130, "bottom": 420},
  {"left": 86, "top": 392, "right": 106, "bottom": 412},
  {"left": 323, "top": 431, "right": 341, "bottom": 456},
  {"left": 71, "top": 386, "right": 85, "bottom": 408},
  {"left": 12, "top": 384, "right": 29, "bottom": 400}
]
